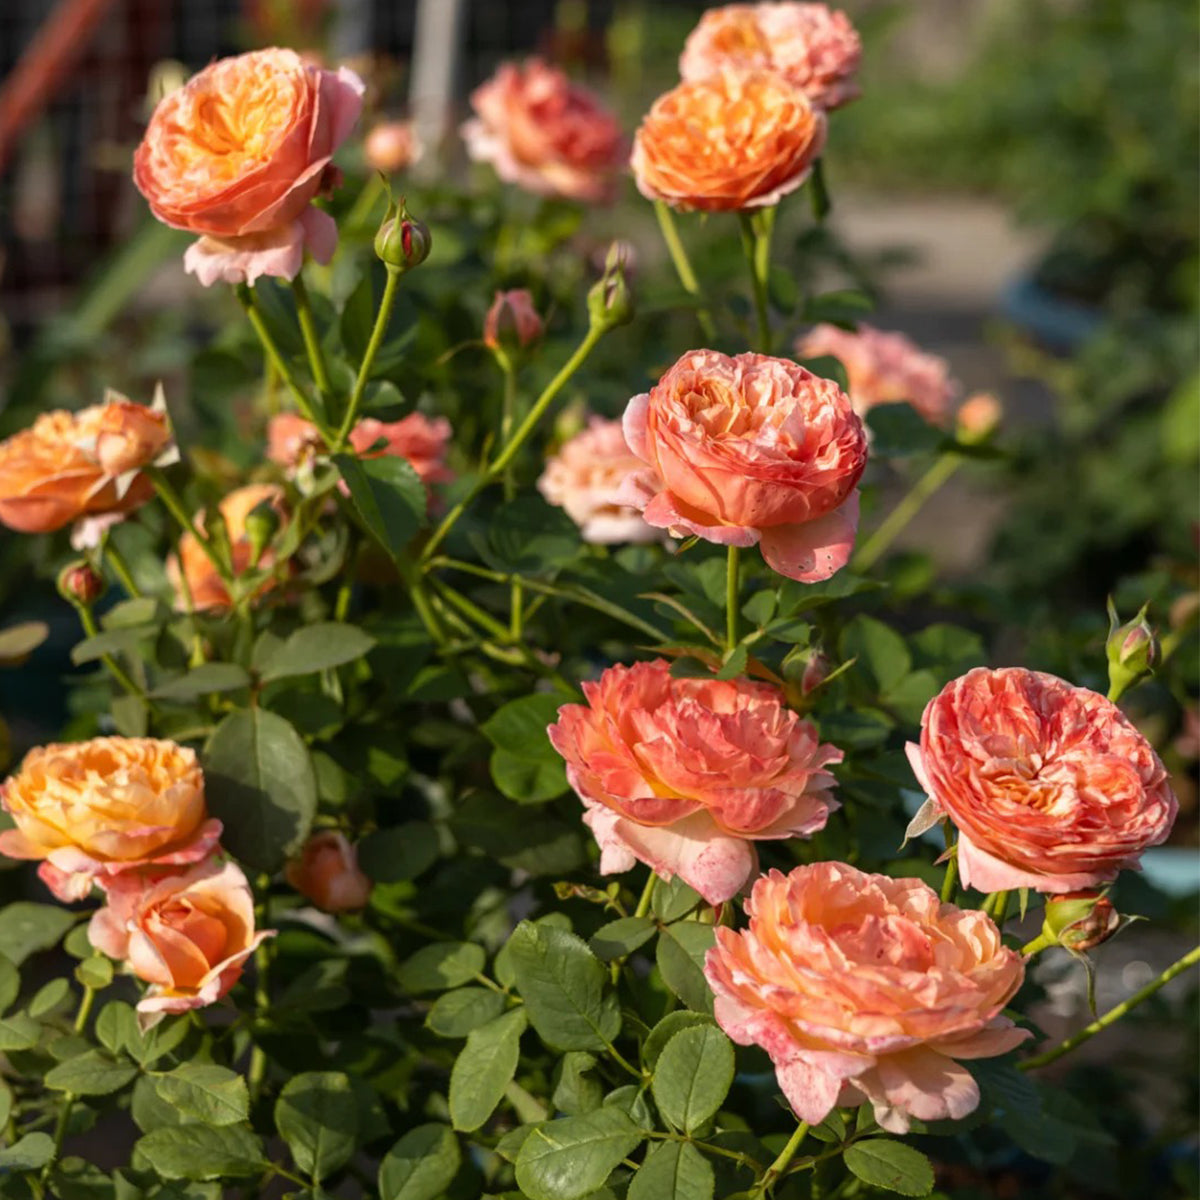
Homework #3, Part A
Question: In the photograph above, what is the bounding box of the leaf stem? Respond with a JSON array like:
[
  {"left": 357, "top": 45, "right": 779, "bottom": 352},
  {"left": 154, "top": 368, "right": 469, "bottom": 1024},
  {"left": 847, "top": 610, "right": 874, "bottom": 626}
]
[
  {"left": 653, "top": 200, "right": 716, "bottom": 339},
  {"left": 939, "top": 840, "right": 959, "bottom": 904},
  {"left": 420, "top": 324, "right": 606, "bottom": 564},
  {"left": 145, "top": 466, "right": 232, "bottom": 583},
  {"left": 290, "top": 274, "right": 332, "bottom": 400},
  {"left": 74, "top": 604, "right": 147, "bottom": 703},
  {"left": 726, "top": 544, "right": 740, "bottom": 652},
  {"left": 854, "top": 453, "right": 961, "bottom": 572},
  {"left": 335, "top": 266, "right": 402, "bottom": 448},
  {"left": 753, "top": 1120, "right": 810, "bottom": 1195},
  {"left": 634, "top": 873, "right": 656, "bottom": 920},
  {"left": 1020, "top": 944, "right": 1200, "bottom": 1071},
  {"left": 41, "top": 975, "right": 99, "bottom": 1183}
]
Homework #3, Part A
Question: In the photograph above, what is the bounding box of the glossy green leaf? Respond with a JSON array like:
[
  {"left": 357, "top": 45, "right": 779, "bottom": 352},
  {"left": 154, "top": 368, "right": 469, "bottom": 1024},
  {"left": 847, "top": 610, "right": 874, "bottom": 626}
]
[
  {"left": 150, "top": 663, "right": 251, "bottom": 702},
  {"left": 0, "top": 1132, "right": 55, "bottom": 1170},
  {"left": 655, "top": 923, "right": 716, "bottom": 1014},
  {"left": 0, "top": 903, "right": 75, "bottom": 965},
  {"left": 378, "top": 1124, "right": 461, "bottom": 1200},
  {"left": 256, "top": 622, "right": 376, "bottom": 682},
  {"left": 589, "top": 917, "right": 656, "bottom": 963},
  {"left": 275, "top": 1071, "right": 358, "bottom": 1183},
  {"left": 651, "top": 1025, "right": 735, "bottom": 1133},
  {"left": 449, "top": 1007, "right": 526, "bottom": 1131},
  {"left": 154, "top": 1064, "right": 249, "bottom": 1127},
  {"left": 515, "top": 1108, "right": 644, "bottom": 1200},
  {"left": 397, "top": 942, "right": 486, "bottom": 994},
  {"left": 358, "top": 820, "right": 440, "bottom": 883},
  {"left": 427, "top": 986, "right": 507, "bottom": 1038},
  {"left": 44, "top": 1051, "right": 138, "bottom": 1096},
  {"left": 133, "top": 1124, "right": 265, "bottom": 1181},
  {"left": 335, "top": 453, "right": 426, "bottom": 561},
  {"left": 628, "top": 1139, "right": 714, "bottom": 1200},
  {"left": 843, "top": 1139, "right": 935, "bottom": 1197}
]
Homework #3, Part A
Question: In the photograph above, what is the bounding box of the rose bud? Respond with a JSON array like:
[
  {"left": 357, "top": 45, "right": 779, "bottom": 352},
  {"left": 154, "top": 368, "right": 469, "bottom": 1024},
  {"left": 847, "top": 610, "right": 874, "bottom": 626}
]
[
  {"left": 57, "top": 561, "right": 105, "bottom": 608},
  {"left": 588, "top": 242, "right": 634, "bottom": 329},
  {"left": 243, "top": 499, "right": 282, "bottom": 567},
  {"left": 375, "top": 198, "right": 431, "bottom": 273},
  {"left": 1106, "top": 600, "right": 1156, "bottom": 701},
  {"left": 363, "top": 120, "right": 422, "bottom": 174},
  {"left": 800, "top": 650, "right": 830, "bottom": 696},
  {"left": 956, "top": 392, "right": 1002, "bottom": 444},
  {"left": 1042, "top": 891, "right": 1121, "bottom": 953},
  {"left": 285, "top": 831, "right": 372, "bottom": 912},
  {"left": 483, "top": 289, "right": 544, "bottom": 356}
]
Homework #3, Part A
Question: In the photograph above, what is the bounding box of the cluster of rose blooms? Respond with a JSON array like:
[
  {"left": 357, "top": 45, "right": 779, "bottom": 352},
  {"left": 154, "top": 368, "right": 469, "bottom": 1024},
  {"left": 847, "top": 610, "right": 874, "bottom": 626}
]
[{"left": 0, "top": 1, "right": 1180, "bottom": 1134}]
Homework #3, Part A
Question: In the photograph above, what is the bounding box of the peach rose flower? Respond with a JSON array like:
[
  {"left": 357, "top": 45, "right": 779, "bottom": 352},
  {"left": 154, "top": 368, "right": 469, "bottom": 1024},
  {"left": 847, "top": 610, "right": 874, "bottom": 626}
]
[
  {"left": 620, "top": 350, "right": 867, "bottom": 582},
  {"left": 266, "top": 413, "right": 453, "bottom": 491},
  {"left": 363, "top": 119, "right": 423, "bottom": 174},
  {"left": 285, "top": 831, "right": 372, "bottom": 912},
  {"left": 796, "top": 324, "right": 957, "bottom": 426},
  {"left": 0, "top": 393, "right": 172, "bottom": 539},
  {"left": 537, "top": 416, "right": 658, "bottom": 544},
  {"left": 461, "top": 58, "right": 625, "bottom": 203},
  {"left": 631, "top": 70, "right": 825, "bottom": 212},
  {"left": 679, "top": 3, "right": 862, "bottom": 110},
  {"left": 548, "top": 659, "right": 842, "bottom": 904},
  {"left": 484, "top": 289, "right": 544, "bottom": 353},
  {"left": 705, "top": 862, "right": 1029, "bottom": 1133},
  {"left": 907, "top": 667, "right": 1178, "bottom": 894},
  {"left": 133, "top": 48, "right": 364, "bottom": 286},
  {"left": 0, "top": 737, "right": 221, "bottom": 902},
  {"left": 89, "top": 858, "right": 272, "bottom": 1028},
  {"left": 167, "top": 483, "right": 288, "bottom": 612}
]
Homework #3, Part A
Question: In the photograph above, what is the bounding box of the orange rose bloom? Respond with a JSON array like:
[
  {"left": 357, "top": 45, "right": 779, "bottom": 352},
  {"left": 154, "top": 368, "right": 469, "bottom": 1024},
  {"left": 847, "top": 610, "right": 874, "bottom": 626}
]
[
  {"left": 167, "top": 483, "right": 287, "bottom": 612},
  {"left": 286, "top": 831, "right": 372, "bottom": 912},
  {"left": 0, "top": 395, "right": 171, "bottom": 536},
  {"left": 0, "top": 736, "right": 221, "bottom": 902},
  {"left": 133, "top": 48, "right": 363, "bottom": 286},
  {"left": 88, "top": 858, "right": 272, "bottom": 1028},
  {"left": 631, "top": 70, "right": 825, "bottom": 212}
]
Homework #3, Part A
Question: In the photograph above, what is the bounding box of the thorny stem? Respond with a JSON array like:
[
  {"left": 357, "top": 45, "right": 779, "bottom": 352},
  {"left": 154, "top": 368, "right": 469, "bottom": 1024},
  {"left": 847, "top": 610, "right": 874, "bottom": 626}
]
[{"left": 1020, "top": 944, "right": 1200, "bottom": 1071}]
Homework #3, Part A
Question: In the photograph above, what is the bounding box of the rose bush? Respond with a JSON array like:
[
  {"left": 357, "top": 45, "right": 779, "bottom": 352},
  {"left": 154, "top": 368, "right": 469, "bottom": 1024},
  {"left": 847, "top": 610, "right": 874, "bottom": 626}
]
[{"left": 0, "top": 8, "right": 1192, "bottom": 1198}]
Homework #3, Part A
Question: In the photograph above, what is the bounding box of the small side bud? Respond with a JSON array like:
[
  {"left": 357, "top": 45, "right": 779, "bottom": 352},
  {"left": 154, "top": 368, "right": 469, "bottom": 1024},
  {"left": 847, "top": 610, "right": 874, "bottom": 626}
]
[
  {"left": 1106, "top": 599, "right": 1157, "bottom": 701},
  {"left": 57, "top": 561, "right": 105, "bottom": 608},
  {"left": 800, "top": 651, "right": 830, "bottom": 696},
  {"left": 956, "top": 392, "right": 1002, "bottom": 444},
  {"left": 484, "top": 289, "right": 544, "bottom": 357},
  {"left": 363, "top": 121, "right": 422, "bottom": 175},
  {"left": 375, "top": 197, "right": 432, "bottom": 273},
  {"left": 1042, "top": 891, "right": 1120, "bottom": 953},
  {"left": 587, "top": 240, "right": 635, "bottom": 330},
  {"left": 244, "top": 500, "right": 281, "bottom": 568}
]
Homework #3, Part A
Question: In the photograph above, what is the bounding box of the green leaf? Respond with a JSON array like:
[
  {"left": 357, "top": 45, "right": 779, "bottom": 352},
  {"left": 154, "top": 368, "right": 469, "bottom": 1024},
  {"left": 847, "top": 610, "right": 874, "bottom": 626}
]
[
  {"left": 589, "top": 917, "right": 657, "bottom": 963},
  {"left": 256, "top": 622, "right": 376, "bottom": 682},
  {"left": 378, "top": 1124, "right": 461, "bottom": 1200},
  {"left": 203, "top": 708, "right": 318, "bottom": 872},
  {"left": 0, "top": 1132, "right": 55, "bottom": 1171},
  {"left": 652, "top": 877, "right": 702, "bottom": 924},
  {"left": 74, "top": 956, "right": 113, "bottom": 990},
  {"left": 481, "top": 496, "right": 582, "bottom": 576},
  {"left": 0, "top": 953, "right": 18, "bottom": 1014},
  {"left": 515, "top": 1108, "right": 644, "bottom": 1200},
  {"left": 335, "top": 453, "right": 426, "bottom": 561},
  {"left": 0, "top": 903, "right": 75, "bottom": 965},
  {"left": 70, "top": 626, "right": 156, "bottom": 666},
  {"left": 150, "top": 663, "right": 250, "bottom": 702},
  {"left": 651, "top": 1024, "right": 734, "bottom": 1133},
  {"left": 397, "top": 942, "right": 486, "bottom": 994},
  {"left": 843, "top": 1139, "right": 935, "bottom": 1197},
  {"left": 839, "top": 615, "right": 912, "bottom": 695},
  {"left": 153, "top": 1064, "right": 249, "bottom": 1127},
  {"left": 655, "top": 923, "right": 716, "bottom": 1014},
  {"left": 865, "top": 403, "right": 946, "bottom": 457},
  {"left": 0, "top": 1013, "right": 42, "bottom": 1051},
  {"left": 44, "top": 1051, "right": 137, "bottom": 1096},
  {"left": 29, "top": 977, "right": 71, "bottom": 1018},
  {"left": 133, "top": 1124, "right": 265, "bottom": 1181},
  {"left": 552, "top": 1051, "right": 603, "bottom": 1116},
  {"left": 427, "top": 987, "right": 507, "bottom": 1038},
  {"left": 275, "top": 1071, "right": 358, "bottom": 1183},
  {"left": 507, "top": 922, "right": 621, "bottom": 1051},
  {"left": 628, "top": 1139, "right": 714, "bottom": 1200},
  {"left": 482, "top": 693, "right": 570, "bottom": 803},
  {"left": 358, "top": 821, "right": 440, "bottom": 883},
  {"left": 449, "top": 1007, "right": 526, "bottom": 1132},
  {"left": 641, "top": 1012, "right": 716, "bottom": 1070},
  {"left": 0, "top": 621, "right": 49, "bottom": 665}
]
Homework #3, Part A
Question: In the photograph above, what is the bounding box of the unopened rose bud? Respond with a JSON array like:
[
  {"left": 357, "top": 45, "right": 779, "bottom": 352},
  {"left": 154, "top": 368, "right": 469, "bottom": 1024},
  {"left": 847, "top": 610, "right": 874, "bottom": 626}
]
[
  {"left": 375, "top": 197, "right": 431, "bottom": 273},
  {"left": 1043, "top": 891, "right": 1120, "bottom": 953},
  {"left": 1106, "top": 600, "right": 1157, "bottom": 701},
  {"left": 801, "top": 651, "right": 830, "bottom": 696},
  {"left": 484, "top": 289, "right": 544, "bottom": 356},
  {"left": 285, "top": 831, "right": 372, "bottom": 913},
  {"left": 57, "top": 561, "right": 105, "bottom": 607},
  {"left": 363, "top": 121, "right": 422, "bottom": 175},
  {"left": 244, "top": 500, "right": 281, "bottom": 567},
  {"left": 956, "top": 392, "right": 1002, "bottom": 444},
  {"left": 587, "top": 241, "right": 634, "bottom": 330}
]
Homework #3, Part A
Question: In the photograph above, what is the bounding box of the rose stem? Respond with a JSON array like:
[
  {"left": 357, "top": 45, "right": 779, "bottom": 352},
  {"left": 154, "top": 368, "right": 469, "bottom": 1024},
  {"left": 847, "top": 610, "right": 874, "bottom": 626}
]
[
  {"left": 726, "top": 544, "right": 741, "bottom": 652},
  {"left": 290, "top": 273, "right": 333, "bottom": 401},
  {"left": 1020, "top": 944, "right": 1200, "bottom": 1071},
  {"left": 235, "top": 284, "right": 336, "bottom": 444},
  {"left": 738, "top": 206, "right": 775, "bottom": 355},
  {"left": 143, "top": 465, "right": 236, "bottom": 586},
  {"left": 334, "top": 264, "right": 402, "bottom": 449},
  {"left": 420, "top": 322, "right": 607, "bottom": 565},
  {"left": 939, "top": 839, "right": 959, "bottom": 904},
  {"left": 853, "top": 452, "right": 962, "bottom": 572},
  {"left": 101, "top": 537, "right": 141, "bottom": 598},
  {"left": 653, "top": 199, "right": 716, "bottom": 340},
  {"left": 41, "top": 970, "right": 100, "bottom": 1184},
  {"left": 753, "top": 1120, "right": 810, "bottom": 1195},
  {"left": 497, "top": 355, "right": 523, "bottom": 636}
]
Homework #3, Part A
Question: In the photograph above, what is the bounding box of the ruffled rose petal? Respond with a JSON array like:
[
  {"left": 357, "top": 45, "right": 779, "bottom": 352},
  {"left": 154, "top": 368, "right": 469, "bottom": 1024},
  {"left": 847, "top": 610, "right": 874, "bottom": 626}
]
[{"left": 758, "top": 490, "right": 859, "bottom": 583}]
